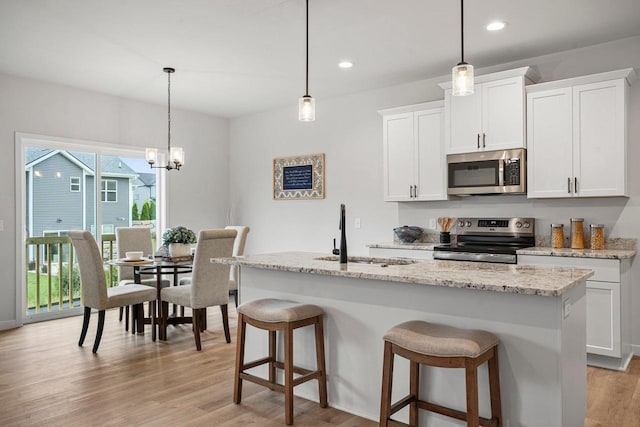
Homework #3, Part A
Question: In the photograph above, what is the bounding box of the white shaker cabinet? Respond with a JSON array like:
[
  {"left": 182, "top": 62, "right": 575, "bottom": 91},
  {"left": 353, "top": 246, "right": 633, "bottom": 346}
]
[
  {"left": 518, "top": 254, "right": 632, "bottom": 371},
  {"left": 527, "top": 69, "right": 635, "bottom": 198},
  {"left": 379, "top": 101, "right": 446, "bottom": 201},
  {"left": 439, "top": 67, "right": 537, "bottom": 154}
]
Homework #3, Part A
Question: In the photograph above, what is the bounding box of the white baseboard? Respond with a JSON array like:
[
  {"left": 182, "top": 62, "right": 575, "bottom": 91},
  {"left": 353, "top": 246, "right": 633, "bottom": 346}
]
[
  {"left": 631, "top": 344, "right": 640, "bottom": 356},
  {"left": 0, "top": 319, "right": 19, "bottom": 331}
]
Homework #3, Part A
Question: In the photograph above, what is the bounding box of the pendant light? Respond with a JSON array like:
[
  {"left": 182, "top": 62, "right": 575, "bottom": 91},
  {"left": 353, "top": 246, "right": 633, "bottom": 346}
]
[
  {"left": 146, "top": 67, "right": 184, "bottom": 170},
  {"left": 298, "top": 0, "right": 315, "bottom": 121},
  {"left": 452, "top": 0, "right": 474, "bottom": 96}
]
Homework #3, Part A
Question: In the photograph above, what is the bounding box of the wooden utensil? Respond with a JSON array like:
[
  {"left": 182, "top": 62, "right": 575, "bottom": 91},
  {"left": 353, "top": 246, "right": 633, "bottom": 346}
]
[{"left": 437, "top": 217, "right": 445, "bottom": 231}]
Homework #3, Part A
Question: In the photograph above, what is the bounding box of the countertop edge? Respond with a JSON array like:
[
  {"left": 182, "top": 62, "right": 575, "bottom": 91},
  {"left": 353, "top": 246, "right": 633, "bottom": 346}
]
[{"left": 517, "top": 247, "right": 636, "bottom": 259}]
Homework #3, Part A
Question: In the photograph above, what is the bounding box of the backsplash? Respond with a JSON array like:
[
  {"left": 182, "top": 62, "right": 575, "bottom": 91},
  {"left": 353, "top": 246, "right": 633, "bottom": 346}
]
[{"left": 534, "top": 235, "right": 636, "bottom": 250}]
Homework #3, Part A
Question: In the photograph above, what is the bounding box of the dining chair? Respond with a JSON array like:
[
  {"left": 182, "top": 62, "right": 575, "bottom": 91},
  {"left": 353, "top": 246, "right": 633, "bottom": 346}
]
[
  {"left": 69, "top": 231, "right": 157, "bottom": 353},
  {"left": 178, "top": 225, "right": 249, "bottom": 308},
  {"left": 116, "top": 227, "right": 169, "bottom": 332},
  {"left": 160, "top": 229, "right": 236, "bottom": 350}
]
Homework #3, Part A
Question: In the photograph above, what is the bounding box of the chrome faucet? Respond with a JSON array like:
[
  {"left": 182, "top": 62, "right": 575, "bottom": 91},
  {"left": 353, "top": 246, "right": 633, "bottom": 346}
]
[{"left": 339, "top": 204, "right": 347, "bottom": 264}]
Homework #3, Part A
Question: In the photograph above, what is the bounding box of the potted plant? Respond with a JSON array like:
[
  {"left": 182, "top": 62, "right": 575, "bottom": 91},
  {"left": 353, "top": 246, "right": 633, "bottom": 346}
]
[{"left": 162, "top": 226, "right": 197, "bottom": 258}]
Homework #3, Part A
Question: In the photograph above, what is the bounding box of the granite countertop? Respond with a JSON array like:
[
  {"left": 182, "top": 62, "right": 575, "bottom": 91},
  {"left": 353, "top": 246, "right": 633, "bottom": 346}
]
[
  {"left": 517, "top": 247, "right": 636, "bottom": 259},
  {"left": 367, "top": 242, "right": 438, "bottom": 250},
  {"left": 211, "top": 252, "right": 593, "bottom": 297}
]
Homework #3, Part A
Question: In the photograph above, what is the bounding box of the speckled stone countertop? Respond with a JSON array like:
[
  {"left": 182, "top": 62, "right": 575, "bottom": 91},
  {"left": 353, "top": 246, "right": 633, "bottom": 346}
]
[
  {"left": 367, "top": 242, "right": 438, "bottom": 250},
  {"left": 211, "top": 252, "right": 593, "bottom": 297},
  {"left": 517, "top": 247, "right": 636, "bottom": 259}
]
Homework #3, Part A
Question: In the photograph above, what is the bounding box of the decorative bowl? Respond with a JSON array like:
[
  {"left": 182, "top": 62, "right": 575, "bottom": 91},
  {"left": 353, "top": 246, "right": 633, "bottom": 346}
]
[
  {"left": 125, "top": 251, "right": 144, "bottom": 260},
  {"left": 393, "top": 226, "right": 424, "bottom": 243}
]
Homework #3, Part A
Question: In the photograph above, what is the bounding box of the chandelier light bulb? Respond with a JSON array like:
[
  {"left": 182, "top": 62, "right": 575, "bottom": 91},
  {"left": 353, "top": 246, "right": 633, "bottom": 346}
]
[{"left": 452, "top": 62, "right": 474, "bottom": 96}]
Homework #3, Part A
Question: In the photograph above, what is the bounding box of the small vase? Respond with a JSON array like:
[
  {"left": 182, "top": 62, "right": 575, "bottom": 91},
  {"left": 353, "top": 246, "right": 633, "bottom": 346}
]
[{"left": 169, "top": 243, "right": 191, "bottom": 258}]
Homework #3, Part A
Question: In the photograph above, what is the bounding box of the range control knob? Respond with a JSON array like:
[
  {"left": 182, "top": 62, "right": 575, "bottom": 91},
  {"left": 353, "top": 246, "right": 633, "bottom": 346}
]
[
  {"left": 458, "top": 221, "right": 465, "bottom": 228},
  {"left": 466, "top": 221, "right": 472, "bottom": 227},
  {"left": 515, "top": 221, "right": 522, "bottom": 228},
  {"left": 523, "top": 222, "right": 531, "bottom": 228}
]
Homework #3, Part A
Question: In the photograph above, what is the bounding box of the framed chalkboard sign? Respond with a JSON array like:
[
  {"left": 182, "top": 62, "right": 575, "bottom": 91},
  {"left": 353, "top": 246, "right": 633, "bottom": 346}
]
[{"left": 273, "top": 153, "right": 325, "bottom": 199}]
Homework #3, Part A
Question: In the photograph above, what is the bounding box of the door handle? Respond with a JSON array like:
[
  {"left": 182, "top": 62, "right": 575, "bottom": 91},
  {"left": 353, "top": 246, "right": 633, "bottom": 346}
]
[
  {"left": 568, "top": 177, "right": 571, "bottom": 194},
  {"left": 477, "top": 134, "right": 480, "bottom": 149},
  {"left": 482, "top": 133, "right": 486, "bottom": 148},
  {"left": 574, "top": 177, "right": 578, "bottom": 194}
]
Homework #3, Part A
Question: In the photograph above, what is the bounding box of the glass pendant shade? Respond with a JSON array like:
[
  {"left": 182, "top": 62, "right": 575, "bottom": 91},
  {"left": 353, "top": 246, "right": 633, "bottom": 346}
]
[
  {"left": 169, "top": 146, "right": 184, "bottom": 166},
  {"left": 452, "top": 62, "right": 474, "bottom": 96},
  {"left": 145, "top": 148, "right": 158, "bottom": 165},
  {"left": 298, "top": 95, "right": 315, "bottom": 121}
]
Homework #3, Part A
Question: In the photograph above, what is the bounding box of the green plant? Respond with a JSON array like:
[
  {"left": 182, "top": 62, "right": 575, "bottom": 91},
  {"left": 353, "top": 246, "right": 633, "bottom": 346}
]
[
  {"left": 132, "top": 202, "right": 140, "bottom": 221},
  {"left": 60, "top": 264, "right": 81, "bottom": 297},
  {"left": 162, "top": 226, "right": 197, "bottom": 246},
  {"left": 148, "top": 199, "right": 156, "bottom": 220},
  {"left": 140, "top": 201, "right": 151, "bottom": 221}
]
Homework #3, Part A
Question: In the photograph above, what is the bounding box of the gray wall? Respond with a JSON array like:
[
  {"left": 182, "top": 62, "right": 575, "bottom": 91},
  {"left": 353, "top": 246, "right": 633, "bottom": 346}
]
[
  {"left": 1, "top": 73, "right": 230, "bottom": 328},
  {"left": 229, "top": 36, "right": 640, "bottom": 347}
]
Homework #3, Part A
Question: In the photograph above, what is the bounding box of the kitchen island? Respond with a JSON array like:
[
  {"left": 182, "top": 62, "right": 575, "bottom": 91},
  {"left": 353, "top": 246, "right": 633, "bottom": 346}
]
[{"left": 212, "top": 252, "right": 593, "bottom": 427}]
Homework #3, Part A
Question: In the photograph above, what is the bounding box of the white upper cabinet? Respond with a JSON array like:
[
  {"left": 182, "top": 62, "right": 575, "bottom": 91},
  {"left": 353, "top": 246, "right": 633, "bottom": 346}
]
[
  {"left": 380, "top": 101, "right": 446, "bottom": 201},
  {"left": 527, "top": 69, "right": 635, "bottom": 198},
  {"left": 439, "top": 67, "right": 537, "bottom": 154}
]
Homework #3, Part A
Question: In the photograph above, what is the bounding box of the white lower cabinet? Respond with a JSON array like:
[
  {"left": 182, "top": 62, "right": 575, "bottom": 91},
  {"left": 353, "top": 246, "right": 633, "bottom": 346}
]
[{"left": 518, "top": 254, "right": 632, "bottom": 370}]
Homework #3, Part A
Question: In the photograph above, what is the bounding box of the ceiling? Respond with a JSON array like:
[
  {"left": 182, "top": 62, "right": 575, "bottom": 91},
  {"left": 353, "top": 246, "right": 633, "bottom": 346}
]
[{"left": 1, "top": 0, "right": 639, "bottom": 118}]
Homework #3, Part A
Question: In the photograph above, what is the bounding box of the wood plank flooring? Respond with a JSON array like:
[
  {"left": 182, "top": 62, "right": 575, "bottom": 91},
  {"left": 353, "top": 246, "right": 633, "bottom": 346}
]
[{"left": 0, "top": 306, "right": 637, "bottom": 426}]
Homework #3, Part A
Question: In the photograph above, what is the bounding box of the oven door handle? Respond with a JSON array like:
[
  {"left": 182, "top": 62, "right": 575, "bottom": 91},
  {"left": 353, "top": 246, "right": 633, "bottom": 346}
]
[{"left": 498, "top": 160, "right": 505, "bottom": 187}]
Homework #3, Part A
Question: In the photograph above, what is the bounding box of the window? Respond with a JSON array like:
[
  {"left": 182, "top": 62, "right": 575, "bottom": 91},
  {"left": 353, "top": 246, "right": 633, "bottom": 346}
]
[
  {"left": 101, "top": 179, "right": 117, "bottom": 202},
  {"left": 70, "top": 176, "right": 80, "bottom": 192}
]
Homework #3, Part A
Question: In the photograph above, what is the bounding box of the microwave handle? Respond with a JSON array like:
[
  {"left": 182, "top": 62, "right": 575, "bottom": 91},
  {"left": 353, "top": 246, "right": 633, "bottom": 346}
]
[{"left": 498, "top": 160, "right": 505, "bottom": 186}]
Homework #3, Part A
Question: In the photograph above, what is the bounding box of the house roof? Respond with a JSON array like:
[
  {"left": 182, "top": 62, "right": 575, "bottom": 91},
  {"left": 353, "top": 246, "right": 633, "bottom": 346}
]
[{"left": 25, "top": 148, "right": 138, "bottom": 178}]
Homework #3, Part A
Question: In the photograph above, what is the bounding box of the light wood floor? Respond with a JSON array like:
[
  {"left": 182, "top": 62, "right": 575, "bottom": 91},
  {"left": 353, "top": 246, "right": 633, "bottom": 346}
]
[{"left": 0, "top": 307, "right": 637, "bottom": 426}]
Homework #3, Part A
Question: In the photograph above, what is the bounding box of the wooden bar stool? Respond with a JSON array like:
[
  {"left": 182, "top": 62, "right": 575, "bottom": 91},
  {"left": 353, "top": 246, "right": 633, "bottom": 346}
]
[
  {"left": 233, "top": 298, "right": 328, "bottom": 425},
  {"left": 380, "top": 320, "right": 502, "bottom": 427}
]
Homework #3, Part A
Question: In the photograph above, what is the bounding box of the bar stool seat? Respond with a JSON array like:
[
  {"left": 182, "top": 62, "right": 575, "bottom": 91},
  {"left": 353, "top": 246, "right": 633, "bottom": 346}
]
[
  {"left": 380, "top": 320, "right": 503, "bottom": 427},
  {"left": 234, "top": 298, "right": 328, "bottom": 425}
]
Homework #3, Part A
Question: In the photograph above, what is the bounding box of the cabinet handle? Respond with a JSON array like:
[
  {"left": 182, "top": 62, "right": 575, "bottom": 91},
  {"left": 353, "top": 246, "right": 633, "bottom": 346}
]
[
  {"left": 409, "top": 185, "right": 413, "bottom": 198},
  {"left": 574, "top": 177, "right": 578, "bottom": 194},
  {"left": 567, "top": 177, "right": 571, "bottom": 194},
  {"left": 413, "top": 185, "right": 418, "bottom": 198},
  {"left": 477, "top": 134, "right": 480, "bottom": 149},
  {"left": 482, "top": 133, "right": 486, "bottom": 148}
]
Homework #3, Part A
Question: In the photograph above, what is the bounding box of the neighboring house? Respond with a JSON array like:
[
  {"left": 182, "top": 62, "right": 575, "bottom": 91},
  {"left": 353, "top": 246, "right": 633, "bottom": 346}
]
[
  {"left": 25, "top": 149, "right": 138, "bottom": 243},
  {"left": 132, "top": 172, "right": 156, "bottom": 204}
]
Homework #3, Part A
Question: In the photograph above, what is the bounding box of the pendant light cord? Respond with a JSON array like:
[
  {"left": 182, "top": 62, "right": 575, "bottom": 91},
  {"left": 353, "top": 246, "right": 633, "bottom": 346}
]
[
  {"left": 167, "top": 70, "right": 171, "bottom": 152},
  {"left": 460, "top": 0, "right": 464, "bottom": 63},
  {"left": 305, "top": 0, "right": 309, "bottom": 97}
]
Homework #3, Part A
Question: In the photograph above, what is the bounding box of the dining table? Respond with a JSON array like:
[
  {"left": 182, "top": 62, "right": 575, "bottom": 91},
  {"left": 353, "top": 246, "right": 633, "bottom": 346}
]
[{"left": 106, "top": 257, "right": 193, "bottom": 340}]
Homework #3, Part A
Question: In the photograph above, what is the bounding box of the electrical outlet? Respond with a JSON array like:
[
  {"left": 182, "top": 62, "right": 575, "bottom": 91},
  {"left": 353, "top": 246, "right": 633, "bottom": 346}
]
[
  {"left": 428, "top": 218, "right": 436, "bottom": 230},
  {"left": 563, "top": 298, "right": 572, "bottom": 319},
  {"left": 354, "top": 218, "right": 361, "bottom": 229}
]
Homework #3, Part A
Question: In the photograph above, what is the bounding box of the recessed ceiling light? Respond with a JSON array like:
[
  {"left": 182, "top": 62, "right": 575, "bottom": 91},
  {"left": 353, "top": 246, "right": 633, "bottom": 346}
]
[
  {"left": 486, "top": 21, "right": 506, "bottom": 31},
  {"left": 338, "top": 61, "right": 353, "bottom": 69}
]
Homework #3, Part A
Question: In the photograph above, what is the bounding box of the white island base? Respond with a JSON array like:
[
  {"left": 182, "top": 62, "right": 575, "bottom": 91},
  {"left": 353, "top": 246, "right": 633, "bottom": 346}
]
[{"left": 238, "top": 266, "right": 587, "bottom": 427}]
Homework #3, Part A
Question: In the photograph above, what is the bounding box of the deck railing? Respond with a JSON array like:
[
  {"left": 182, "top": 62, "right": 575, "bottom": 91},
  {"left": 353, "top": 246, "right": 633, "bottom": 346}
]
[{"left": 24, "top": 234, "right": 118, "bottom": 314}]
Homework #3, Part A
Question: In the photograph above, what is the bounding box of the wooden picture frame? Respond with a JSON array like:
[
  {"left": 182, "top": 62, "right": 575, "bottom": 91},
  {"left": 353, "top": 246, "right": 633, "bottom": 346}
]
[{"left": 273, "top": 153, "right": 325, "bottom": 200}]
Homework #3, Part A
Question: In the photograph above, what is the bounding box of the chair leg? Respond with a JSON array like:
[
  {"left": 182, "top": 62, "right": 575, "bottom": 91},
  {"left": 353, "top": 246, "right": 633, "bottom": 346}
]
[
  {"left": 78, "top": 306, "right": 91, "bottom": 346},
  {"left": 125, "top": 305, "right": 130, "bottom": 331},
  {"left": 92, "top": 310, "right": 106, "bottom": 353},
  {"left": 269, "top": 330, "right": 277, "bottom": 383},
  {"left": 409, "top": 361, "right": 420, "bottom": 426},
  {"left": 161, "top": 301, "right": 169, "bottom": 341},
  {"left": 284, "top": 324, "right": 294, "bottom": 425},
  {"left": 119, "top": 306, "right": 123, "bottom": 322},
  {"left": 465, "top": 359, "right": 480, "bottom": 427},
  {"left": 233, "top": 313, "right": 247, "bottom": 404},
  {"left": 201, "top": 308, "right": 207, "bottom": 331},
  {"left": 379, "top": 341, "right": 395, "bottom": 427},
  {"left": 221, "top": 304, "right": 231, "bottom": 343},
  {"left": 131, "top": 304, "right": 137, "bottom": 334},
  {"left": 137, "top": 304, "right": 144, "bottom": 335},
  {"left": 314, "top": 316, "right": 328, "bottom": 408},
  {"left": 193, "top": 308, "right": 202, "bottom": 351},
  {"left": 151, "top": 301, "right": 156, "bottom": 342},
  {"left": 488, "top": 348, "right": 503, "bottom": 426}
]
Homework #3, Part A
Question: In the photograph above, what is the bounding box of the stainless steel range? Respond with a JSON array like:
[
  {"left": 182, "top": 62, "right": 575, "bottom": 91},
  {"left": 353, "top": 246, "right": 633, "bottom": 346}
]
[{"left": 433, "top": 217, "right": 535, "bottom": 264}]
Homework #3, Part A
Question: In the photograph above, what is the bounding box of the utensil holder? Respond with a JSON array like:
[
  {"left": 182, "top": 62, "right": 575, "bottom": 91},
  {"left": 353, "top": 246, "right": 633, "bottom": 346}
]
[{"left": 439, "top": 232, "right": 451, "bottom": 244}]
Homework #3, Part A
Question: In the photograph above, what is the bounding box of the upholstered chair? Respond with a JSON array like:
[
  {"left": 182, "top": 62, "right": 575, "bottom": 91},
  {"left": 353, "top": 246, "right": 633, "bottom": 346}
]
[
  {"left": 160, "top": 229, "right": 236, "bottom": 350},
  {"left": 69, "top": 231, "right": 157, "bottom": 353},
  {"left": 116, "top": 227, "right": 169, "bottom": 331},
  {"left": 178, "top": 225, "right": 249, "bottom": 308}
]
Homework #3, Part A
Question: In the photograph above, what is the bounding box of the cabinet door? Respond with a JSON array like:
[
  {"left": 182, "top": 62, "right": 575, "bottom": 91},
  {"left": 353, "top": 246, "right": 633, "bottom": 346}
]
[
  {"left": 586, "top": 280, "right": 621, "bottom": 357},
  {"left": 414, "top": 108, "right": 446, "bottom": 200},
  {"left": 445, "top": 88, "right": 482, "bottom": 154},
  {"left": 383, "top": 113, "right": 414, "bottom": 201},
  {"left": 482, "top": 76, "right": 526, "bottom": 151},
  {"left": 526, "top": 88, "right": 574, "bottom": 198},
  {"left": 573, "top": 80, "right": 626, "bottom": 197}
]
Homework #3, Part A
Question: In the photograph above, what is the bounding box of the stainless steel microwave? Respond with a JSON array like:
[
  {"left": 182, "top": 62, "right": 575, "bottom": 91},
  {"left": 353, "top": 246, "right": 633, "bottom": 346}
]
[{"left": 447, "top": 148, "right": 526, "bottom": 196}]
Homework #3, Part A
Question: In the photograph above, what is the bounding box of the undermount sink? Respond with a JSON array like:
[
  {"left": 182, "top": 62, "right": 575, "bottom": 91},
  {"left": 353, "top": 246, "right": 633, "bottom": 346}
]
[{"left": 314, "top": 255, "right": 416, "bottom": 266}]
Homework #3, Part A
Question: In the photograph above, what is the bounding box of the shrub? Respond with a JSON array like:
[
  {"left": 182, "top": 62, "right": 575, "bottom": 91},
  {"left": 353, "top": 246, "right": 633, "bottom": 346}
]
[
  {"left": 60, "top": 264, "right": 81, "bottom": 297},
  {"left": 132, "top": 202, "right": 140, "bottom": 220},
  {"left": 141, "top": 201, "right": 151, "bottom": 221}
]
